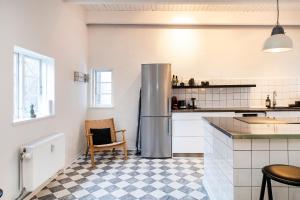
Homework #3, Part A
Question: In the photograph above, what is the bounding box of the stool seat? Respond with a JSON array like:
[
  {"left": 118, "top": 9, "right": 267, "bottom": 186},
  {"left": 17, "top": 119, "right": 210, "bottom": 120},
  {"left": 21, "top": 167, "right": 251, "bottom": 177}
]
[{"left": 262, "top": 164, "right": 300, "bottom": 186}]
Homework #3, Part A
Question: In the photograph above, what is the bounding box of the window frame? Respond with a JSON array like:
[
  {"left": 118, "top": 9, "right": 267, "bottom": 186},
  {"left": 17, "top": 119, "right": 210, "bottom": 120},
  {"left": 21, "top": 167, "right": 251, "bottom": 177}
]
[
  {"left": 90, "top": 68, "right": 113, "bottom": 108},
  {"left": 13, "top": 46, "right": 55, "bottom": 124}
]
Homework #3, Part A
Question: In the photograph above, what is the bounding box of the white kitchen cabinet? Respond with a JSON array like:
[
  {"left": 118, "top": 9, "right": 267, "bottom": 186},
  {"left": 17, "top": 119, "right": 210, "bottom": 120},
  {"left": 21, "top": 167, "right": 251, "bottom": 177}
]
[
  {"left": 172, "top": 137, "right": 203, "bottom": 153},
  {"left": 267, "top": 111, "right": 300, "bottom": 117},
  {"left": 172, "top": 112, "right": 235, "bottom": 154},
  {"left": 173, "top": 119, "right": 203, "bottom": 137}
]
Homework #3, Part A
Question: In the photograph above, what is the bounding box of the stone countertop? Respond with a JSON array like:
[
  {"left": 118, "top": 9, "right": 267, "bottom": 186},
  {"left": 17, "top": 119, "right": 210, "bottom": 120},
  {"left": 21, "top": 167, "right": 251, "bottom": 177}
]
[
  {"left": 172, "top": 107, "right": 300, "bottom": 113},
  {"left": 204, "top": 117, "right": 300, "bottom": 139}
]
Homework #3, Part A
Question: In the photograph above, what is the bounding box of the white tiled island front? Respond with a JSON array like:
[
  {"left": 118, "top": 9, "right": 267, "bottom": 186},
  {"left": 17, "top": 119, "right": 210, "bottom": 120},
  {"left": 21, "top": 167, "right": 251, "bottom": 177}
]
[{"left": 203, "top": 117, "right": 300, "bottom": 200}]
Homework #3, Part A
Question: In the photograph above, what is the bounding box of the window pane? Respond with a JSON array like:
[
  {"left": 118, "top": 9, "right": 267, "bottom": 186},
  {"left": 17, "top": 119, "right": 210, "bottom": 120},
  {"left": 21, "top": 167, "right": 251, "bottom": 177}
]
[
  {"left": 101, "top": 94, "right": 111, "bottom": 105},
  {"left": 95, "top": 71, "right": 101, "bottom": 82},
  {"left": 14, "top": 53, "right": 19, "bottom": 118},
  {"left": 13, "top": 46, "right": 55, "bottom": 122},
  {"left": 23, "top": 57, "right": 40, "bottom": 117},
  {"left": 24, "top": 56, "right": 40, "bottom": 78},
  {"left": 92, "top": 69, "right": 112, "bottom": 107},
  {"left": 100, "top": 71, "right": 111, "bottom": 82},
  {"left": 100, "top": 83, "right": 111, "bottom": 94},
  {"left": 95, "top": 95, "right": 101, "bottom": 105}
]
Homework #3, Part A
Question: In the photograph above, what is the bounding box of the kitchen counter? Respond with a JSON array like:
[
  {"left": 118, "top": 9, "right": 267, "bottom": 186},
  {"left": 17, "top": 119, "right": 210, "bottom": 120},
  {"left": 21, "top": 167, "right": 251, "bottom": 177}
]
[
  {"left": 203, "top": 117, "right": 300, "bottom": 200},
  {"left": 172, "top": 107, "right": 300, "bottom": 112},
  {"left": 204, "top": 117, "right": 300, "bottom": 139}
]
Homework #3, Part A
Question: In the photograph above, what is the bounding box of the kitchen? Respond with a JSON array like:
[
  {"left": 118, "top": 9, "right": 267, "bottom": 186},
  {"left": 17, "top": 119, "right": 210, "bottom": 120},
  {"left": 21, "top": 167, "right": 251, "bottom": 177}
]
[{"left": 1, "top": 0, "right": 300, "bottom": 200}]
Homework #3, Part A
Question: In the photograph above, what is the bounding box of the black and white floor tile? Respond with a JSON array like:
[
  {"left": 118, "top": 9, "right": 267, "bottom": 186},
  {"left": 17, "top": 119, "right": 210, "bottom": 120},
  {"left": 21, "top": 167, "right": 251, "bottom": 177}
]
[{"left": 31, "top": 152, "right": 208, "bottom": 200}]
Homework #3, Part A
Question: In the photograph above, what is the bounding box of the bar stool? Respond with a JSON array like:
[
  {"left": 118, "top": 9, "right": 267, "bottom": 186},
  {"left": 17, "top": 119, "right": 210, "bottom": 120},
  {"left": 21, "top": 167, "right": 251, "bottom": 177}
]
[{"left": 260, "top": 164, "right": 300, "bottom": 200}]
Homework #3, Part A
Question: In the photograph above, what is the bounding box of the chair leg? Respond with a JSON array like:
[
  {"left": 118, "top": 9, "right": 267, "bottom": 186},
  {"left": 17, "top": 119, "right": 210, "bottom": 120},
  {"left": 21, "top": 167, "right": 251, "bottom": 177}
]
[
  {"left": 123, "top": 144, "right": 128, "bottom": 160},
  {"left": 90, "top": 147, "right": 95, "bottom": 167},
  {"left": 112, "top": 148, "right": 116, "bottom": 156},
  {"left": 259, "top": 175, "right": 267, "bottom": 200},
  {"left": 85, "top": 145, "right": 89, "bottom": 158},
  {"left": 266, "top": 178, "right": 273, "bottom": 200}
]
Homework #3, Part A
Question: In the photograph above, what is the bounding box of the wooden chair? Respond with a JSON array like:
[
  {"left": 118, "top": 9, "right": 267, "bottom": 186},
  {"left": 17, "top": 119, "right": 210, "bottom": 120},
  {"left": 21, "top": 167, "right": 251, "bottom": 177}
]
[{"left": 85, "top": 118, "right": 128, "bottom": 167}]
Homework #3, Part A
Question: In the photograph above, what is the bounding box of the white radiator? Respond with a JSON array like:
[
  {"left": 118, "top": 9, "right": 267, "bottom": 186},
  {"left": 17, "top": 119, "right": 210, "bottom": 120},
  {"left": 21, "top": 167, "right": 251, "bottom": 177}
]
[{"left": 21, "top": 133, "right": 65, "bottom": 192}]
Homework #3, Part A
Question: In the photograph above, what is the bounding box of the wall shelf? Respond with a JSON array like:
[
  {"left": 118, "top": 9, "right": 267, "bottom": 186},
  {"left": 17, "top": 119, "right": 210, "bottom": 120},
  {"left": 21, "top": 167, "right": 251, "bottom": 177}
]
[{"left": 172, "top": 84, "right": 256, "bottom": 89}]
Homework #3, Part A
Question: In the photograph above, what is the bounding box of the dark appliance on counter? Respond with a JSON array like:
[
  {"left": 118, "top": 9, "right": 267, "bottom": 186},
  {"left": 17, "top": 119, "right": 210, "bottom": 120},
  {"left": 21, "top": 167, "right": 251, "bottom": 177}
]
[
  {"left": 188, "top": 78, "right": 195, "bottom": 86},
  {"left": 288, "top": 101, "right": 300, "bottom": 108},
  {"left": 171, "top": 96, "right": 178, "bottom": 110},
  {"left": 201, "top": 81, "right": 209, "bottom": 86},
  {"left": 191, "top": 98, "right": 197, "bottom": 109},
  {"left": 178, "top": 100, "right": 186, "bottom": 109},
  {"left": 295, "top": 101, "right": 300, "bottom": 107}
]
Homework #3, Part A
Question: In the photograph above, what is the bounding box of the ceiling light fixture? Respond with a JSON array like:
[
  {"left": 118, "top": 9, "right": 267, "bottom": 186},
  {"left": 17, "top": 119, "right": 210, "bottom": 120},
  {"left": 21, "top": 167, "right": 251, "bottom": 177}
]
[{"left": 263, "top": 0, "right": 293, "bottom": 53}]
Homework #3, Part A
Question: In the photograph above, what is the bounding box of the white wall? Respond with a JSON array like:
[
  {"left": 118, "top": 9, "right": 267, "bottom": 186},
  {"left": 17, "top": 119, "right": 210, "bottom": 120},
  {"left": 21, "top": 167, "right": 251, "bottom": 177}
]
[
  {"left": 0, "top": 1, "right": 88, "bottom": 199},
  {"left": 87, "top": 25, "right": 300, "bottom": 150}
]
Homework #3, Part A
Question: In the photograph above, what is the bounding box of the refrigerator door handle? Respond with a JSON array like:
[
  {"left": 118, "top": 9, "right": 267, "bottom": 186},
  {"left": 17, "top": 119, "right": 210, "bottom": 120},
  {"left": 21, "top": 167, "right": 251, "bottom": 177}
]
[
  {"left": 168, "top": 97, "right": 171, "bottom": 115},
  {"left": 167, "top": 118, "right": 172, "bottom": 136}
]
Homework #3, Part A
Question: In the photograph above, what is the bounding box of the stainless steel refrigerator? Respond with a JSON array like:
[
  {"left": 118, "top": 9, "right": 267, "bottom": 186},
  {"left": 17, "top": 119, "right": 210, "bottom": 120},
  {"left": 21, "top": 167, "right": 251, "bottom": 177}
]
[{"left": 141, "top": 63, "right": 172, "bottom": 158}]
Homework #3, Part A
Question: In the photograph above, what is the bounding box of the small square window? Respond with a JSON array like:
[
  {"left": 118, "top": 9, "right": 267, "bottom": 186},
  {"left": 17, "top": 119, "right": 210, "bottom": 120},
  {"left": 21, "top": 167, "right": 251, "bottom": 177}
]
[
  {"left": 91, "top": 69, "right": 113, "bottom": 108},
  {"left": 13, "top": 46, "right": 55, "bottom": 123}
]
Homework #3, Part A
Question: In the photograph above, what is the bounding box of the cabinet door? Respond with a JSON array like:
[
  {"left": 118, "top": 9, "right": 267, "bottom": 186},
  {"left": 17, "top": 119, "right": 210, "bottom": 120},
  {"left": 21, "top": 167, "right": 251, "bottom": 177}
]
[
  {"left": 172, "top": 137, "right": 204, "bottom": 153},
  {"left": 172, "top": 120, "right": 203, "bottom": 137},
  {"left": 141, "top": 117, "right": 171, "bottom": 158},
  {"left": 267, "top": 111, "right": 300, "bottom": 117}
]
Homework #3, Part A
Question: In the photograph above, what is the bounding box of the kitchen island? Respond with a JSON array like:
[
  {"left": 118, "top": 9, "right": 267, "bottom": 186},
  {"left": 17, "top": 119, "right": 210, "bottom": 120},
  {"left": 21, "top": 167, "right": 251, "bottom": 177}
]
[{"left": 203, "top": 117, "right": 300, "bottom": 200}]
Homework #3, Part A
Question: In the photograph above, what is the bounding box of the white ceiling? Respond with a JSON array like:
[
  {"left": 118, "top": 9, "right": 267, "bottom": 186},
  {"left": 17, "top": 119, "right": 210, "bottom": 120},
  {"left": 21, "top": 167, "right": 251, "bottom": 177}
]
[{"left": 65, "top": 0, "right": 300, "bottom": 12}]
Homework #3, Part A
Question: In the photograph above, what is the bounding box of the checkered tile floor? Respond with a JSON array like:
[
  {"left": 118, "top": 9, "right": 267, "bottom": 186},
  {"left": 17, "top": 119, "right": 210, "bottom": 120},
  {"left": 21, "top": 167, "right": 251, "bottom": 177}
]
[{"left": 31, "top": 152, "right": 208, "bottom": 200}]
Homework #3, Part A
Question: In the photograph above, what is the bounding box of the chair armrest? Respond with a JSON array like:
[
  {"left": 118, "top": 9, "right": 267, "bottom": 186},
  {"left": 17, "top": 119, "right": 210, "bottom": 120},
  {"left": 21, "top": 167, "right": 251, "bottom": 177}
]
[
  {"left": 115, "top": 129, "right": 126, "bottom": 142},
  {"left": 115, "top": 129, "right": 126, "bottom": 133}
]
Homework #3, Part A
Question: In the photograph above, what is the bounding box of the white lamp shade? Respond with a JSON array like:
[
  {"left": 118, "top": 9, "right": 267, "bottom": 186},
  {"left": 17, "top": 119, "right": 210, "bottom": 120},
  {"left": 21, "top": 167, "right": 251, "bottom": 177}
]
[{"left": 263, "top": 34, "right": 293, "bottom": 53}]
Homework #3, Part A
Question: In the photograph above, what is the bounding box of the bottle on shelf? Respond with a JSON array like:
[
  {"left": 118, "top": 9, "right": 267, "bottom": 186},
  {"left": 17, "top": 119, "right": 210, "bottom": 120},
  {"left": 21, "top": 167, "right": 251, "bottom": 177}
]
[
  {"left": 266, "top": 95, "right": 271, "bottom": 108},
  {"left": 175, "top": 76, "right": 179, "bottom": 86},
  {"left": 172, "top": 75, "right": 176, "bottom": 86}
]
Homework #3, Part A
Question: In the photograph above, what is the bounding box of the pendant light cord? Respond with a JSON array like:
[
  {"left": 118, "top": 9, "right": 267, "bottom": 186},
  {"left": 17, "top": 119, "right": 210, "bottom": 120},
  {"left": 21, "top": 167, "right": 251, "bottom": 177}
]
[{"left": 276, "top": 0, "right": 280, "bottom": 25}]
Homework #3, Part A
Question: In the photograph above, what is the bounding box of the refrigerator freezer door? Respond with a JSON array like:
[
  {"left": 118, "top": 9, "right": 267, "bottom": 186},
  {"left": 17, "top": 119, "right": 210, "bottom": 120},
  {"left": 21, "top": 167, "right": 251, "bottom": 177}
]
[
  {"left": 141, "top": 117, "right": 172, "bottom": 158},
  {"left": 141, "top": 64, "right": 171, "bottom": 117}
]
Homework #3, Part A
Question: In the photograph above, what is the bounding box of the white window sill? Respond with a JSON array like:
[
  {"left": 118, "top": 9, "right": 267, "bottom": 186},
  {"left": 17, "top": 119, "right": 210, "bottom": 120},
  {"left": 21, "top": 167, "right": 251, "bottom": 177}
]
[
  {"left": 89, "top": 105, "right": 114, "bottom": 109},
  {"left": 12, "top": 114, "right": 55, "bottom": 126}
]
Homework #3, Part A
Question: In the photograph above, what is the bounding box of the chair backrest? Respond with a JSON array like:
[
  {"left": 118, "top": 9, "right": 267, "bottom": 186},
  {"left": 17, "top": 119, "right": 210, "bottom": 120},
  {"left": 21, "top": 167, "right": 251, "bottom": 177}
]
[{"left": 85, "top": 118, "right": 117, "bottom": 143}]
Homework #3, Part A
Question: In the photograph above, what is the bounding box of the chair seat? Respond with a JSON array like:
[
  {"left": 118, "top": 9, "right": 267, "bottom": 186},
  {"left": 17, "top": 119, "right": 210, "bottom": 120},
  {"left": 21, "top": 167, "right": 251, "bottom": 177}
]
[
  {"left": 94, "top": 141, "right": 125, "bottom": 148},
  {"left": 262, "top": 164, "right": 300, "bottom": 186}
]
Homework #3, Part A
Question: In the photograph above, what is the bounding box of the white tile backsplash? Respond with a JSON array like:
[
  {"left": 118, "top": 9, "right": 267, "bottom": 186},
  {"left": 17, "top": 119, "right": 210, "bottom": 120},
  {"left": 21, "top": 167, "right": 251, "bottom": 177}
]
[
  {"left": 288, "top": 139, "right": 300, "bottom": 150},
  {"left": 252, "top": 139, "right": 269, "bottom": 150},
  {"left": 252, "top": 151, "right": 269, "bottom": 169},
  {"left": 270, "top": 151, "right": 288, "bottom": 165},
  {"left": 233, "top": 169, "right": 252, "bottom": 186},
  {"left": 270, "top": 139, "right": 288, "bottom": 150},
  {"left": 289, "top": 187, "right": 300, "bottom": 200},
  {"left": 234, "top": 151, "right": 251, "bottom": 168},
  {"left": 173, "top": 78, "right": 300, "bottom": 108},
  {"left": 234, "top": 187, "right": 251, "bottom": 200},
  {"left": 289, "top": 151, "right": 300, "bottom": 166},
  {"left": 234, "top": 139, "right": 251, "bottom": 150},
  {"left": 251, "top": 169, "right": 263, "bottom": 187}
]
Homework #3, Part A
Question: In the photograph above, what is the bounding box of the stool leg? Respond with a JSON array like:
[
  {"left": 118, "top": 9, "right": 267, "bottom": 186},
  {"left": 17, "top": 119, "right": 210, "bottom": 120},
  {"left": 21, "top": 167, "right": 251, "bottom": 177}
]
[
  {"left": 259, "top": 175, "right": 267, "bottom": 200},
  {"left": 266, "top": 178, "right": 273, "bottom": 200}
]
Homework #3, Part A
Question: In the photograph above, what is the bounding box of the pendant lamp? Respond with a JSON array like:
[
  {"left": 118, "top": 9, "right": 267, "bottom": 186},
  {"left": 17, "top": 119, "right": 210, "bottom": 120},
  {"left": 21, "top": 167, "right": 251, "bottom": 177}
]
[{"left": 263, "top": 0, "right": 293, "bottom": 53}]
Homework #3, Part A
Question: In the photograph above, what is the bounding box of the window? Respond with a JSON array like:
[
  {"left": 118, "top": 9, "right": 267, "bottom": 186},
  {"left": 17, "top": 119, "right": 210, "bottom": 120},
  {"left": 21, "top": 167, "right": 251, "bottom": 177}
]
[
  {"left": 14, "top": 46, "right": 55, "bottom": 123},
  {"left": 91, "top": 69, "right": 113, "bottom": 107}
]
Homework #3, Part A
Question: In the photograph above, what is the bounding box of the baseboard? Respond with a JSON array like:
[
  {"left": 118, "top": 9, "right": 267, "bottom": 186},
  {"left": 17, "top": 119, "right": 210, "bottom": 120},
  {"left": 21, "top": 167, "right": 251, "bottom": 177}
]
[{"left": 173, "top": 153, "right": 203, "bottom": 157}]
